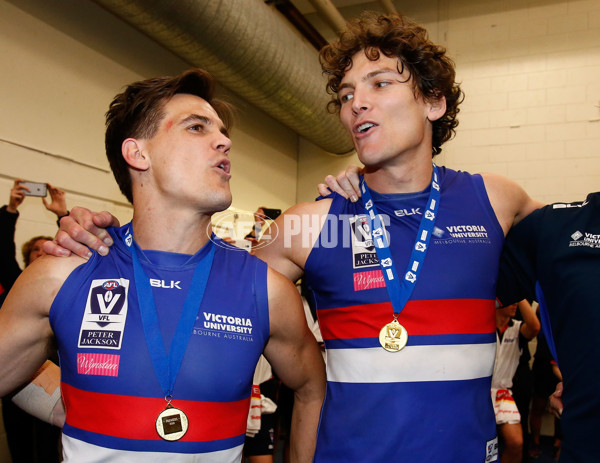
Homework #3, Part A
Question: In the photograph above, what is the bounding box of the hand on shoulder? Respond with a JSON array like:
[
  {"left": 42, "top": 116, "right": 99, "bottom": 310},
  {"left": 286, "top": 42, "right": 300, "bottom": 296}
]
[{"left": 44, "top": 206, "right": 120, "bottom": 259}]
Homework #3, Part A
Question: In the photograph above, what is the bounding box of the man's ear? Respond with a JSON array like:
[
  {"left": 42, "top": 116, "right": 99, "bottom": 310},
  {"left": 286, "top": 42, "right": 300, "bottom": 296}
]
[
  {"left": 122, "top": 139, "right": 149, "bottom": 171},
  {"left": 427, "top": 95, "right": 447, "bottom": 122}
]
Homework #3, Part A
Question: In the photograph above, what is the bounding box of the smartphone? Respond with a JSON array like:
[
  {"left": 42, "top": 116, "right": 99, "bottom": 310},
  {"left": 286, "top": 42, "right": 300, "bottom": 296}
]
[
  {"left": 20, "top": 181, "right": 48, "bottom": 197},
  {"left": 262, "top": 208, "right": 282, "bottom": 220}
]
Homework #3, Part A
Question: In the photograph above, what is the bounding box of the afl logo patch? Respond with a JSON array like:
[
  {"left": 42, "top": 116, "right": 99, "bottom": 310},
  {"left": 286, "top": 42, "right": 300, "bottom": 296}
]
[
  {"left": 78, "top": 278, "right": 130, "bottom": 350},
  {"left": 102, "top": 280, "right": 120, "bottom": 290}
]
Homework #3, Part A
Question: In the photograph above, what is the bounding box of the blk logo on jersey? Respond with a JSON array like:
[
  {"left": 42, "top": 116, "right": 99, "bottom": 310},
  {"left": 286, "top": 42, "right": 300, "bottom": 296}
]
[
  {"left": 150, "top": 279, "right": 182, "bottom": 289},
  {"left": 349, "top": 215, "right": 380, "bottom": 269},
  {"left": 394, "top": 208, "right": 421, "bottom": 217},
  {"left": 78, "top": 279, "right": 129, "bottom": 350}
]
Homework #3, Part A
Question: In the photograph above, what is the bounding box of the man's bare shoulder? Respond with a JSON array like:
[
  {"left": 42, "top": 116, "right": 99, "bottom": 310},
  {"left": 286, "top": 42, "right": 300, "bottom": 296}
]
[
  {"left": 479, "top": 172, "right": 544, "bottom": 233},
  {"left": 20, "top": 254, "right": 88, "bottom": 290},
  {"left": 32, "top": 253, "right": 88, "bottom": 274},
  {"left": 282, "top": 198, "right": 333, "bottom": 217},
  {"left": 1, "top": 254, "right": 88, "bottom": 323}
]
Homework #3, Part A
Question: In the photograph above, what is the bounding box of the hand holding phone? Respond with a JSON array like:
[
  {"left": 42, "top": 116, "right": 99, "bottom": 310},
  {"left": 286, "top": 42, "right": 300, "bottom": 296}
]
[{"left": 20, "top": 181, "right": 48, "bottom": 197}]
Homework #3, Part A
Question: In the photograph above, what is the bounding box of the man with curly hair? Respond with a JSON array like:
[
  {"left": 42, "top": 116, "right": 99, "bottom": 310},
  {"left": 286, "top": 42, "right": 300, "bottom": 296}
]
[
  {"left": 46, "top": 12, "right": 541, "bottom": 463},
  {"left": 269, "top": 13, "right": 541, "bottom": 462}
]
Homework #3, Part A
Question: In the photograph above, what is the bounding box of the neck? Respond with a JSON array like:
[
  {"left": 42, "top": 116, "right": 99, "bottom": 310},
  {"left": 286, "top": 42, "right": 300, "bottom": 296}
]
[
  {"left": 363, "top": 156, "right": 434, "bottom": 194},
  {"left": 496, "top": 314, "right": 510, "bottom": 330},
  {"left": 131, "top": 207, "right": 213, "bottom": 255}
]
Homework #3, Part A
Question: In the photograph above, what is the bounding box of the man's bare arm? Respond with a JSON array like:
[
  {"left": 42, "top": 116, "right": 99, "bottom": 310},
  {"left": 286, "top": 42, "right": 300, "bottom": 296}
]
[
  {"left": 43, "top": 206, "right": 121, "bottom": 259},
  {"left": 518, "top": 299, "right": 540, "bottom": 340},
  {"left": 481, "top": 173, "right": 543, "bottom": 235},
  {"left": 263, "top": 268, "right": 325, "bottom": 463},
  {"left": 0, "top": 255, "right": 83, "bottom": 396},
  {"left": 11, "top": 360, "right": 65, "bottom": 427},
  {"left": 255, "top": 200, "right": 332, "bottom": 282}
]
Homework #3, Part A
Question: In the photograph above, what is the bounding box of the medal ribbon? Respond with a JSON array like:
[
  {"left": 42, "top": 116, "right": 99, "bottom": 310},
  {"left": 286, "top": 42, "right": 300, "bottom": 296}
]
[
  {"left": 126, "top": 230, "right": 215, "bottom": 398},
  {"left": 360, "top": 163, "right": 441, "bottom": 317}
]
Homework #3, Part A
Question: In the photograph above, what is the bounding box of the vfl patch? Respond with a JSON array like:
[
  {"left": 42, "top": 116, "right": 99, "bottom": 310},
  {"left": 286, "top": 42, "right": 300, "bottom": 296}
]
[
  {"left": 353, "top": 270, "right": 386, "bottom": 291},
  {"left": 78, "top": 279, "right": 129, "bottom": 350},
  {"left": 77, "top": 353, "right": 120, "bottom": 377},
  {"left": 349, "top": 215, "right": 379, "bottom": 269}
]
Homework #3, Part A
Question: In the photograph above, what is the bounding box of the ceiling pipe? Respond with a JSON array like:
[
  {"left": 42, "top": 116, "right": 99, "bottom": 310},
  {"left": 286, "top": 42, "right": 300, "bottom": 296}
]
[
  {"left": 305, "top": 0, "right": 347, "bottom": 35},
  {"left": 92, "top": 0, "right": 353, "bottom": 154},
  {"left": 268, "top": 0, "right": 328, "bottom": 51}
]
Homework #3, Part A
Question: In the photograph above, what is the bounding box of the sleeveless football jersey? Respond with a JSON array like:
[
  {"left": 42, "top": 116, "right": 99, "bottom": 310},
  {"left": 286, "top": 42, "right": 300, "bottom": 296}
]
[
  {"left": 50, "top": 224, "right": 269, "bottom": 462},
  {"left": 492, "top": 320, "right": 523, "bottom": 390},
  {"left": 306, "top": 167, "right": 503, "bottom": 462}
]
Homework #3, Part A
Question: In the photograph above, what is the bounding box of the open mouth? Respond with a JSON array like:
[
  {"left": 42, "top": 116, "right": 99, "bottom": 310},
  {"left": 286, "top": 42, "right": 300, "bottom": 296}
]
[
  {"left": 216, "top": 160, "right": 231, "bottom": 174},
  {"left": 356, "top": 122, "right": 376, "bottom": 134}
]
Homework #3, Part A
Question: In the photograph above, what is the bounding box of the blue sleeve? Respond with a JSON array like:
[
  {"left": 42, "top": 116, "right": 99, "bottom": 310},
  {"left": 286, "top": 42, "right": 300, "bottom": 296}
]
[{"left": 496, "top": 208, "right": 544, "bottom": 305}]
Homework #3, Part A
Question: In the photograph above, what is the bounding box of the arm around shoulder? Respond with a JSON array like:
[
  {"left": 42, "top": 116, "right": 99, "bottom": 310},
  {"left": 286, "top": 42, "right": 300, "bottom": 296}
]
[
  {"left": 255, "top": 199, "right": 332, "bottom": 282},
  {"left": 263, "top": 268, "right": 325, "bottom": 463}
]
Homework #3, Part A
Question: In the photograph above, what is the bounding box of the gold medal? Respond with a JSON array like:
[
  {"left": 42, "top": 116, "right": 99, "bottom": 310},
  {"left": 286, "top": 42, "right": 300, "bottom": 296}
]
[
  {"left": 379, "top": 319, "right": 408, "bottom": 352},
  {"left": 156, "top": 404, "right": 189, "bottom": 441}
]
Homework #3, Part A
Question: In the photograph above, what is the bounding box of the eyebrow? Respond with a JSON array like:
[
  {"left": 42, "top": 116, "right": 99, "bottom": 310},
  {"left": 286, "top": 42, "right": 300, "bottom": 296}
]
[
  {"left": 180, "top": 114, "right": 229, "bottom": 137},
  {"left": 338, "top": 68, "right": 400, "bottom": 92}
]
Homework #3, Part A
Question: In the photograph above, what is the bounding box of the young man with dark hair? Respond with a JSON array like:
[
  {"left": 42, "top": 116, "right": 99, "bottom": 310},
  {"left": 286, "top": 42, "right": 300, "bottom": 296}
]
[
  {"left": 0, "top": 69, "right": 325, "bottom": 462},
  {"left": 45, "top": 13, "right": 541, "bottom": 463}
]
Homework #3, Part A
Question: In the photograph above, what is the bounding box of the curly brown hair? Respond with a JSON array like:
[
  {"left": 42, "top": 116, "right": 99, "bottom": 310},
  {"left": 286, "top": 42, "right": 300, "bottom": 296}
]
[
  {"left": 320, "top": 12, "right": 463, "bottom": 156},
  {"left": 105, "top": 69, "right": 234, "bottom": 203}
]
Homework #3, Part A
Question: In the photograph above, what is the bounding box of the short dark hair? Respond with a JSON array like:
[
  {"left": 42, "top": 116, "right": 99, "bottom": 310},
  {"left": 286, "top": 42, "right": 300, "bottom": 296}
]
[
  {"left": 105, "top": 69, "right": 234, "bottom": 203},
  {"left": 320, "top": 12, "right": 463, "bottom": 156}
]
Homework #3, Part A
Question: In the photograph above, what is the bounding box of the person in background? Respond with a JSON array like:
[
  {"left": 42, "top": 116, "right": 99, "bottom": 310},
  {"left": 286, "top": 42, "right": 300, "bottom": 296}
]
[
  {"left": 0, "top": 179, "right": 68, "bottom": 298},
  {"left": 492, "top": 299, "right": 540, "bottom": 463},
  {"left": 528, "top": 330, "right": 562, "bottom": 460},
  {"left": 0, "top": 178, "right": 66, "bottom": 463},
  {"left": 244, "top": 207, "right": 282, "bottom": 245},
  {"left": 508, "top": 301, "right": 535, "bottom": 463}
]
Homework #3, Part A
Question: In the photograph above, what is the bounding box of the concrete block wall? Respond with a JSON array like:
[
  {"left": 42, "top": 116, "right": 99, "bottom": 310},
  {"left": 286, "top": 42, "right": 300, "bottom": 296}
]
[{"left": 435, "top": 0, "right": 600, "bottom": 204}]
